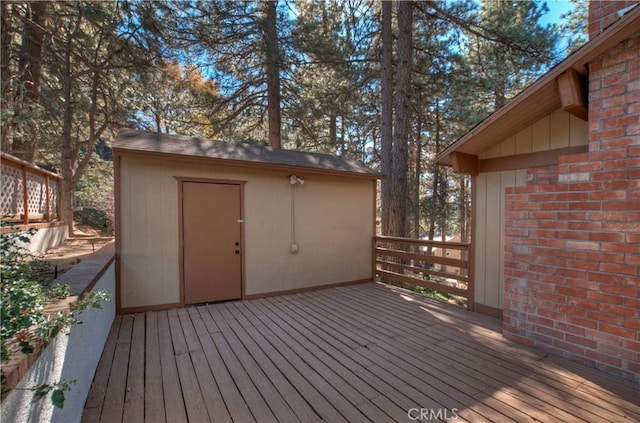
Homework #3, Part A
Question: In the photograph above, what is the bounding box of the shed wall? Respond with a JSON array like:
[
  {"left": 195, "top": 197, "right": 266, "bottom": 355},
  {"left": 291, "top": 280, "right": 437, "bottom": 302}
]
[
  {"left": 117, "top": 154, "right": 374, "bottom": 310},
  {"left": 473, "top": 109, "right": 588, "bottom": 311}
]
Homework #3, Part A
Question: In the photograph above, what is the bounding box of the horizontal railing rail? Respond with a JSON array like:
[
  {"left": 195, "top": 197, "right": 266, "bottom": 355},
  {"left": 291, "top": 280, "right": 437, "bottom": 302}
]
[
  {"left": 1, "top": 153, "right": 61, "bottom": 225},
  {"left": 374, "top": 235, "right": 470, "bottom": 304}
]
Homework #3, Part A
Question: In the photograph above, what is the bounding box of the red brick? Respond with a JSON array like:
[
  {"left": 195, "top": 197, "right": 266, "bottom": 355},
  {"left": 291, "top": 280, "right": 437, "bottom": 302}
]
[
  {"left": 536, "top": 239, "right": 566, "bottom": 249},
  {"left": 552, "top": 339, "right": 587, "bottom": 355},
  {"left": 536, "top": 291, "right": 566, "bottom": 303},
  {"left": 568, "top": 298, "right": 601, "bottom": 311},
  {"left": 585, "top": 328, "right": 622, "bottom": 345},
  {"left": 536, "top": 325, "right": 565, "bottom": 340},
  {"left": 622, "top": 339, "right": 640, "bottom": 352},
  {"left": 565, "top": 333, "right": 598, "bottom": 348},
  {"left": 589, "top": 211, "right": 626, "bottom": 221},
  {"left": 556, "top": 303, "right": 588, "bottom": 317},
  {"left": 587, "top": 271, "right": 624, "bottom": 284},
  {"left": 623, "top": 319, "right": 640, "bottom": 330},
  {"left": 624, "top": 277, "right": 640, "bottom": 288},
  {"left": 537, "top": 308, "right": 563, "bottom": 320},
  {"left": 598, "top": 323, "right": 636, "bottom": 339},
  {"left": 565, "top": 278, "right": 600, "bottom": 291},
  {"left": 592, "top": 170, "right": 628, "bottom": 181},
  {"left": 566, "top": 315, "right": 599, "bottom": 330},
  {"left": 511, "top": 202, "right": 540, "bottom": 211},
  {"left": 567, "top": 221, "right": 602, "bottom": 231},
  {"left": 622, "top": 297, "right": 640, "bottom": 317},
  {"left": 554, "top": 322, "right": 586, "bottom": 336},
  {"left": 587, "top": 291, "right": 624, "bottom": 304},
  {"left": 599, "top": 284, "right": 638, "bottom": 297},
  {"left": 600, "top": 303, "right": 638, "bottom": 318},
  {"left": 555, "top": 286, "right": 587, "bottom": 298},
  {"left": 537, "top": 255, "right": 568, "bottom": 268},
  {"left": 558, "top": 192, "right": 591, "bottom": 202},
  {"left": 586, "top": 311, "right": 624, "bottom": 325},
  {"left": 601, "top": 242, "right": 639, "bottom": 254},
  {"left": 585, "top": 349, "right": 622, "bottom": 367},
  {"left": 557, "top": 212, "right": 587, "bottom": 221},
  {"left": 559, "top": 231, "right": 590, "bottom": 241},
  {"left": 599, "top": 262, "right": 639, "bottom": 276},
  {"left": 588, "top": 232, "right": 625, "bottom": 243},
  {"left": 588, "top": 190, "right": 626, "bottom": 200},
  {"left": 603, "top": 115, "right": 640, "bottom": 130},
  {"left": 625, "top": 255, "right": 640, "bottom": 266},
  {"left": 602, "top": 200, "right": 640, "bottom": 210},
  {"left": 601, "top": 138, "right": 637, "bottom": 149},
  {"left": 590, "top": 127, "right": 626, "bottom": 139},
  {"left": 567, "top": 202, "right": 602, "bottom": 211},
  {"left": 568, "top": 182, "right": 603, "bottom": 192},
  {"left": 598, "top": 343, "right": 638, "bottom": 362},
  {"left": 566, "top": 259, "right": 600, "bottom": 271},
  {"left": 505, "top": 211, "right": 530, "bottom": 220},
  {"left": 603, "top": 180, "right": 640, "bottom": 190},
  {"left": 589, "top": 105, "right": 626, "bottom": 120}
]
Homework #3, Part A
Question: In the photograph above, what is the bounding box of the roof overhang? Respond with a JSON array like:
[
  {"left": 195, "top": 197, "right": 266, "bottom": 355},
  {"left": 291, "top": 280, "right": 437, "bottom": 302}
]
[
  {"left": 435, "top": 4, "right": 640, "bottom": 167},
  {"left": 113, "top": 129, "right": 383, "bottom": 180}
]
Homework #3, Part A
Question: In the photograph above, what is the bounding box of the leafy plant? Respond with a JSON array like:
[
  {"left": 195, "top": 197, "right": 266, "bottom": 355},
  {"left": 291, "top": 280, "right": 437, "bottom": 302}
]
[
  {"left": 32, "top": 380, "right": 76, "bottom": 409},
  {"left": 410, "top": 284, "right": 455, "bottom": 303},
  {"left": 0, "top": 222, "right": 110, "bottom": 407}
]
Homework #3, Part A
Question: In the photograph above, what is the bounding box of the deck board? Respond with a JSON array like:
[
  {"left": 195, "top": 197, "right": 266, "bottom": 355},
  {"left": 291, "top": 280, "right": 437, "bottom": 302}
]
[{"left": 83, "top": 282, "right": 640, "bottom": 422}]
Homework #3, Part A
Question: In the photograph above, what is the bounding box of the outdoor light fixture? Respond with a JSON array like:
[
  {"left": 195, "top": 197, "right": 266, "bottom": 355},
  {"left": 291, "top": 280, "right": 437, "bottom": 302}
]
[
  {"left": 289, "top": 175, "right": 304, "bottom": 254},
  {"left": 290, "top": 175, "right": 305, "bottom": 185}
]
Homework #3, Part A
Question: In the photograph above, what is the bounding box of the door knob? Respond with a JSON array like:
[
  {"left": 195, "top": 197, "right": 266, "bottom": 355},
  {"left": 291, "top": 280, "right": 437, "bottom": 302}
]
[{"left": 235, "top": 250, "right": 240, "bottom": 254}]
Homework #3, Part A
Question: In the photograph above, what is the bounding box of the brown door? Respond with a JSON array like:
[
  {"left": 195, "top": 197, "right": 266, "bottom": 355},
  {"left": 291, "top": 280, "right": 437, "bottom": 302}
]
[{"left": 182, "top": 182, "right": 242, "bottom": 304}]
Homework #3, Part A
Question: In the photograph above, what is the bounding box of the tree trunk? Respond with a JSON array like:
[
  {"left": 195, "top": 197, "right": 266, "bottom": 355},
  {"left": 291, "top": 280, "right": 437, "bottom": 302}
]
[
  {"left": 427, "top": 101, "right": 441, "bottom": 256},
  {"left": 59, "top": 20, "right": 75, "bottom": 236},
  {"left": 263, "top": 0, "right": 281, "bottom": 149},
  {"left": 388, "top": 1, "right": 412, "bottom": 238},
  {"left": 380, "top": 0, "right": 393, "bottom": 236},
  {"left": 12, "top": 2, "right": 48, "bottom": 162},
  {"left": 1, "top": 3, "right": 14, "bottom": 153},
  {"left": 412, "top": 117, "right": 422, "bottom": 239}
]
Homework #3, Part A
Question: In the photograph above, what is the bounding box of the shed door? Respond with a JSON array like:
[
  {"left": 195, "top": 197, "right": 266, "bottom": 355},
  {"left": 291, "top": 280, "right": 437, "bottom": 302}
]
[{"left": 182, "top": 182, "right": 242, "bottom": 304}]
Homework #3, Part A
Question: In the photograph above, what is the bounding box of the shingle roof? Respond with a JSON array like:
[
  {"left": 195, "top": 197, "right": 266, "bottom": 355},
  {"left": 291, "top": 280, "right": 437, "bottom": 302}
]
[{"left": 113, "top": 128, "right": 381, "bottom": 178}]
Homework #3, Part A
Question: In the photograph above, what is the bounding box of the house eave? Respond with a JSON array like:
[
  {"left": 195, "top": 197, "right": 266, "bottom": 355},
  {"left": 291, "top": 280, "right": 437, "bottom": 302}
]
[{"left": 435, "top": 4, "right": 640, "bottom": 167}]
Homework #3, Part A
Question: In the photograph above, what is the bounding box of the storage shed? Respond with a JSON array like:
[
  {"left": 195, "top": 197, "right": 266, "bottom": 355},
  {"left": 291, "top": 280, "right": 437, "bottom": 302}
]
[{"left": 113, "top": 129, "right": 380, "bottom": 313}]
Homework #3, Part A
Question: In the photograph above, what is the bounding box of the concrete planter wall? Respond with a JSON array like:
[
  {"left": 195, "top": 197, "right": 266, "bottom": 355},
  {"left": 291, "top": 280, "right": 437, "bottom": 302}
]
[{"left": 1, "top": 243, "right": 115, "bottom": 423}]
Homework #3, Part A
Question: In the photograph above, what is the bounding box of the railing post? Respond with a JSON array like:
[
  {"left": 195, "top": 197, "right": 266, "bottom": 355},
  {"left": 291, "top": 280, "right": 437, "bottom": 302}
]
[
  {"left": 21, "top": 166, "right": 29, "bottom": 224},
  {"left": 45, "top": 175, "right": 51, "bottom": 221},
  {"left": 372, "top": 236, "right": 377, "bottom": 282}
]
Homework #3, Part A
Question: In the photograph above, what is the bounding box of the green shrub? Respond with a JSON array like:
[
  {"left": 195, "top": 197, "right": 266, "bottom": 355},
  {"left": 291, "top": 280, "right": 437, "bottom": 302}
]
[
  {"left": 73, "top": 207, "right": 111, "bottom": 231},
  {"left": 0, "top": 223, "right": 110, "bottom": 407}
]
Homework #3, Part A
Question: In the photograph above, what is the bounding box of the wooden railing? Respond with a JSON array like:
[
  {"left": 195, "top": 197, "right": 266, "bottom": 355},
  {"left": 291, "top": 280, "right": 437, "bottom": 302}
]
[
  {"left": 1, "top": 153, "right": 61, "bottom": 224},
  {"left": 374, "top": 235, "right": 471, "bottom": 305}
]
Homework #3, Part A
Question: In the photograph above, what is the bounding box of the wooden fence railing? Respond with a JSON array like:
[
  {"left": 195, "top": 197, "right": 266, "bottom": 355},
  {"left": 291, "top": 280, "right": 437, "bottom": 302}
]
[
  {"left": 1, "top": 153, "right": 61, "bottom": 224},
  {"left": 374, "top": 235, "right": 471, "bottom": 305}
]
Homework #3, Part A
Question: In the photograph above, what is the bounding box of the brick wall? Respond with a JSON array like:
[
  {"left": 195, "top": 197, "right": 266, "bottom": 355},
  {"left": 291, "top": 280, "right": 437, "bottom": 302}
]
[
  {"left": 588, "top": 1, "right": 636, "bottom": 39},
  {"left": 503, "top": 33, "right": 640, "bottom": 382}
]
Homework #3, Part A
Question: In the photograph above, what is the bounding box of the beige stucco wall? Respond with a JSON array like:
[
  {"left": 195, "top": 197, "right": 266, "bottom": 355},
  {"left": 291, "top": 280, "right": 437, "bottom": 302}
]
[
  {"left": 473, "top": 108, "right": 588, "bottom": 310},
  {"left": 117, "top": 154, "right": 375, "bottom": 309}
]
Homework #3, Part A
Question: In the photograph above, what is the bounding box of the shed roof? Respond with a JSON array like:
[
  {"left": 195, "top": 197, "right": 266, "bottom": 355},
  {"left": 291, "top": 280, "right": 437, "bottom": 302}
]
[
  {"left": 435, "top": 4, "right": 640, "bottom": 167},
  {"left": 113, "top": 128, "right": 382, "bottom": 179}
]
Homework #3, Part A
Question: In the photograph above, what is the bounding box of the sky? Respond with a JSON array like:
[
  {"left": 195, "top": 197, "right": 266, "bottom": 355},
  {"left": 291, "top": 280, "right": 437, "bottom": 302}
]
[{"left": 541, "top": 0, "right": 576, "bottom": 26}]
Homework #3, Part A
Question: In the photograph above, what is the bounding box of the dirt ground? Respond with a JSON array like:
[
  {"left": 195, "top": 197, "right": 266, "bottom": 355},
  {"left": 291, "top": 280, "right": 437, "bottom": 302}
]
[{"left": 36, "top": 225, "right": 114, "bottom": 278}]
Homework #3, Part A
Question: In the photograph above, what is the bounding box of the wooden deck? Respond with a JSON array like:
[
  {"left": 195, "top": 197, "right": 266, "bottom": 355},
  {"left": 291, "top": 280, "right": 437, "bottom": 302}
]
[{"left": 82, "top": 282, "right": 640, "bottom": 422}]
